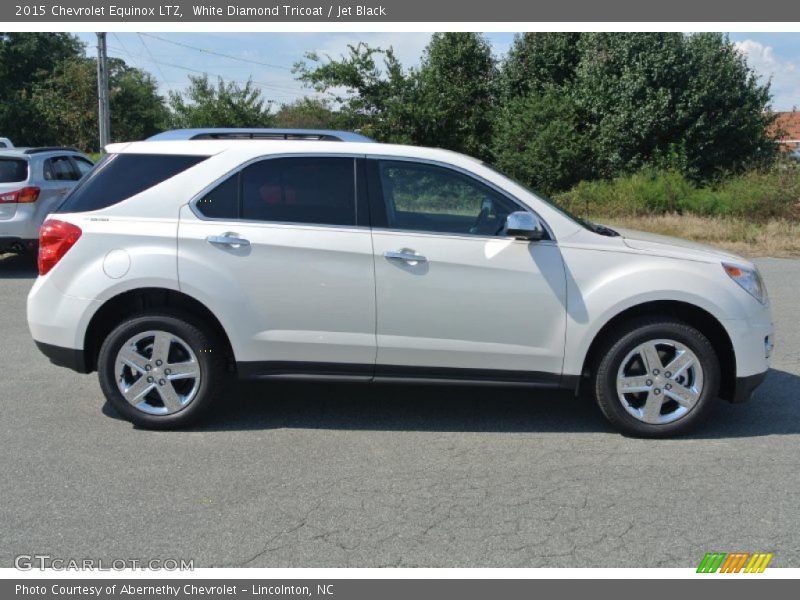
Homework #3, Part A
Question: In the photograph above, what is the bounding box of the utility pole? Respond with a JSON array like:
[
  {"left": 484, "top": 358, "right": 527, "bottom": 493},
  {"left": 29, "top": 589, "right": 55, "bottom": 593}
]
[{"left": 96, "top": 32, "right": 111, "bottom": 153}]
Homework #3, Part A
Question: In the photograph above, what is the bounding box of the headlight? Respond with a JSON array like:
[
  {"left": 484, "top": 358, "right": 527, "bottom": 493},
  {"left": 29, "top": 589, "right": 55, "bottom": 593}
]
[{"left": 722, "top": 263, "right": 768, "bottom": 304}]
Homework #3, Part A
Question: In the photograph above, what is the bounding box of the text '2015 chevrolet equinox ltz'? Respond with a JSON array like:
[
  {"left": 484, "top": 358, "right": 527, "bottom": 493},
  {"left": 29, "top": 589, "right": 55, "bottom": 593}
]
[{"left": 27, "top": 129, "right": 773, "bottom": 436}]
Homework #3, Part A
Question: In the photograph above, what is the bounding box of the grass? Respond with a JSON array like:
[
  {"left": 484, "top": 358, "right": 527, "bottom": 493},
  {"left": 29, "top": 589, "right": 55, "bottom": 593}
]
[
  {"left": 556, "top": 166, "right": 800, "bottom": 220},
  {"left": 595, "top": 214, "right": 800, "bottom": 258}
]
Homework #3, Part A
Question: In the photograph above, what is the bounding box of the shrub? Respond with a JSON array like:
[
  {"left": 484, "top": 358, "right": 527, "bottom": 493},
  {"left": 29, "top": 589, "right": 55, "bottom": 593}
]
[{"left": 555, "top": 167, "right": 800, "bottom": 220}]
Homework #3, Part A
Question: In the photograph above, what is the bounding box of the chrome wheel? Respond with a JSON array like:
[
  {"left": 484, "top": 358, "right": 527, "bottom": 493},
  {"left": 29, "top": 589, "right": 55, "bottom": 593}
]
[
  {"left": 114, "top": 330, "right": 201, "bottom": 415},
  {"left": 616, "top": 338, "right": 704, "bottom": 425}
]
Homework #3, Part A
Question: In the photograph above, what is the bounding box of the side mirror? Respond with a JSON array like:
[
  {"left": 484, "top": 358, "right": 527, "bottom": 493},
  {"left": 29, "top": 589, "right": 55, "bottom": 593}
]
[{"left": 503, "top": 211, "right": 545, "bottom": 240}]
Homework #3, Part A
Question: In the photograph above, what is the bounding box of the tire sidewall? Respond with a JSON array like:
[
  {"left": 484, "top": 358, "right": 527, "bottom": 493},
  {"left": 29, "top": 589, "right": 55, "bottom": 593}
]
[
  {"left": 98, "top": 313, "right": 222, "bottom": 429},
  {"left": 596, "top": 320, "right": 721, "bottom": 437}
]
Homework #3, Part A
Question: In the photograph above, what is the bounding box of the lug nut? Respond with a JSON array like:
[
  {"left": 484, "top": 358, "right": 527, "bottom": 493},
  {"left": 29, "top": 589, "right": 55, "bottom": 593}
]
[
  {"left": 146, "top": 376, "right": 154, "bottom": 383},
  {"left": 653, "top": 369, "right": 660, "bottom": 375},
  {"left": 654, "top": 388, "right": 661, "bottom": 395},
  {"left": 155, "top": 360, "right": 163, "bottom": 366},
  {"left": 646, "top": 379, "right": 653, "bottom": 386},
  {"left": 158, "top": 379, "right": 166, "bottom": 386},
  {"left": 164, "top": 368, "right": 171, "bottom": 375},
  {"left": 665, "top": 384, "right": 672, "bottom": 390},
  {"left": 145, "top": 364, "right": 152, "bottom": 371}
]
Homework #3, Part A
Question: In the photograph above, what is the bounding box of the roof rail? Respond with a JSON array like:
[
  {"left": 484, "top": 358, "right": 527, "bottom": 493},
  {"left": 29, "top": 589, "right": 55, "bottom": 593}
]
[
  {"left": 23, "top": 146, "right": 82, "bottom": 154},
  {"left": 146, "top": 128, "right": 375, "bottom": 143}
]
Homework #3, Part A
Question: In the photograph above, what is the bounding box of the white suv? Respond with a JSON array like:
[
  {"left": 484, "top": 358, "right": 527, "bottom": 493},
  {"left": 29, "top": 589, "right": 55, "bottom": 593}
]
[{"left": 26, "top": 129, "right": 773, "bottom": 436}]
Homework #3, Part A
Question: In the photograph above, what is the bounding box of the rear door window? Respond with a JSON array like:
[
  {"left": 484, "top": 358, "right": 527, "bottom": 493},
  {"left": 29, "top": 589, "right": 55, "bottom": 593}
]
[
  {"left": 57, "top": 154, "right": 208, "bottom": 213},
  {"left": 45, "top": 156, "right": 80, "bottom": 181},
  {"left": 194, "top": 157, "right": 357, "bottom": 227},
  {"left": 241, "top": 157, "right": 356, "bottom": 226},
  {"left": 0, "top": 158, "right": 28, "bottom": 183}
]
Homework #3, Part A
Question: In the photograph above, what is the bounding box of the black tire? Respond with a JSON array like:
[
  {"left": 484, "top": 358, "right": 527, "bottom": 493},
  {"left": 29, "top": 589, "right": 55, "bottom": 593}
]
[
  {"left": 97, "top": 310, "right": 226, "bottom": 429},
  {"left": 593, "top": 317, "right": 721, "bottom": 438}
]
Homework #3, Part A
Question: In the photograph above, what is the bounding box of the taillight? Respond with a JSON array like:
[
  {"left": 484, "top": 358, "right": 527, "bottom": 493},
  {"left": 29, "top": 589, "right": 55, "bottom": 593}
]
[
  {"left": 38, "top": 219, "right": 82, "bottom": 276},
  {"left": 0, "top": 186, "right": 40, "bottom": 203}
]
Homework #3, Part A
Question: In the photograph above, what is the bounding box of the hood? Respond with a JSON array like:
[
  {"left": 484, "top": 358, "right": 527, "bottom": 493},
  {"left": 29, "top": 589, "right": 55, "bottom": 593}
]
[{"left": 613, "top": 227, "right": 747, "bottom": 264}]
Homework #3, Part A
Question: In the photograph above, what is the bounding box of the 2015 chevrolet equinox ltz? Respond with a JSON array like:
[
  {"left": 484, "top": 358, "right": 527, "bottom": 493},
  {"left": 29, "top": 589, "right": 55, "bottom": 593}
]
[{"left": 26, "top": 129, "right": 774, "bottom": 436}]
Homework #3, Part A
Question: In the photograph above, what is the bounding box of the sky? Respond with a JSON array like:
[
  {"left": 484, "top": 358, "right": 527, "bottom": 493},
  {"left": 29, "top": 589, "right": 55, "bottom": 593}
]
[{"left": 75, "top": 32, "right": 799, "bottom": 111}]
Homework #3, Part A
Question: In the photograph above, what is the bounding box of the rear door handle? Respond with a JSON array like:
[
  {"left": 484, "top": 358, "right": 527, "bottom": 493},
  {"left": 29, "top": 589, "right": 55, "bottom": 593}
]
[
  {"left": 206, "top": 234, "right": 250, "bottom": 247},
  {"left": 384, "top": 250, "right": 427, "bottom": 263}
]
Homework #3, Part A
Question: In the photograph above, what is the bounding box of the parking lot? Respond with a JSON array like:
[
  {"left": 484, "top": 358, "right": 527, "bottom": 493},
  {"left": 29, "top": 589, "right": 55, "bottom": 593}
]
[{"left": 1, "top": 253, "right": 799, "bottom": 568}]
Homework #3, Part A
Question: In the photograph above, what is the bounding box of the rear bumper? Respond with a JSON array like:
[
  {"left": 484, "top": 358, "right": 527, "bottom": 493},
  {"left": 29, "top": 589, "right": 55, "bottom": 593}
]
[
  {"left": 730, "top": 370, "right": 768, "bottom": 404},
  {"left": 34, "top": 341, "right": 90, "bottom": 373}
]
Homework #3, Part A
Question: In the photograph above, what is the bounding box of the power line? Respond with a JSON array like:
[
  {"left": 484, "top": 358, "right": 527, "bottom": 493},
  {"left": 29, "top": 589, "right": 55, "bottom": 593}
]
[
  {"left": 106, "top": 44, "right": 307, "bottom": 98},
  {"left": 139, "top": 33, "right": 292, "bottom": 72},
  {"left": 136, "top": 32, "right": 171, "bottom": 92}
]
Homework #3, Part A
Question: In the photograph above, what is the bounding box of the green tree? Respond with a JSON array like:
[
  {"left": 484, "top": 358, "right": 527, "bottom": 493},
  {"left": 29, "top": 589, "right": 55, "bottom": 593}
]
[
  {"left": 28, "top": 58, "right": 97, "bottom": 150},
  {"left": 498, "top": 33, "right": 582, "bottom": 99},
  {"left": 570, "top": 33, "right": 775, "bottom": 179},
  {"left": 0, "top": 33, "right": 85, "bottom": 145},
  {"left": 168, "top": 75, "right": 274, "bottom": 129},
  {"left": 677, "top": 33, "right": 776, "bottom": 178},
  {"left": 414, "top": 33, "right": 496, "bottom": 159},
  {"left": 109, "top": 59, "right": 169, "bottom": 142},
  {"left": 28, "top": 57, "right": 168, "bottom": 151},
  {"left": 294, "top": 42, "right": 417, "bottom": 142},
  {"left": 492, "top": 89, "right": 588, "bottom": 195},
  {"left": 272, "top": 97, "right": 350, "bottom": 129}
]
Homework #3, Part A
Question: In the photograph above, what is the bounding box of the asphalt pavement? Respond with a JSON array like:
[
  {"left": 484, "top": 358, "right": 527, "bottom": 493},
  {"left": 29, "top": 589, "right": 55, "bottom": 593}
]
[{"left": 1, "top": 253, "right": 798, "bottom": 568}]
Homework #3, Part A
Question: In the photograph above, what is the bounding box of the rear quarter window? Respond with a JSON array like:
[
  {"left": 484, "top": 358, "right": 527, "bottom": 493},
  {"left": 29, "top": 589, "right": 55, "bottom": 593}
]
[
  {"left": 56, "top": 153, "right": 208, "bottom": 213},
  {"left": 0, "top": 158, "right": 28, "bottom": 183}
]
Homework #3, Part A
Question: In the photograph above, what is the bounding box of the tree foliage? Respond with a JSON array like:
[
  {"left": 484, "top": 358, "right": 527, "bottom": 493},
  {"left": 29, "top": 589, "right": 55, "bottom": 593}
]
[
  {"left": 294, "top": 42, "right": 417, "bottom": 141},
  {"left": 496, "top": 32, "right": 776, "bottom": 188},
  {"left": 168, "top": 75, "right": 274, "bottom": 129},
  {"left": 413, "top": 33, "right": 496, "bottom": 159},
  {"left": 1, "top": 33, "right": 167, "bottom": 151},
  {"left": 272, "top": 97, "right": 353, "bottom": 130},
  {"left": 492, "top": 89, "right": 588, "bottom": 196}
]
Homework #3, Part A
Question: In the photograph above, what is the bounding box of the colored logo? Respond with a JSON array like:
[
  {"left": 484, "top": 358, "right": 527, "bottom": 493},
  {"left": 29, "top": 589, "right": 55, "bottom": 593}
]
[{"left": 697, "top": 552, "right": 773, "bottom": 573}]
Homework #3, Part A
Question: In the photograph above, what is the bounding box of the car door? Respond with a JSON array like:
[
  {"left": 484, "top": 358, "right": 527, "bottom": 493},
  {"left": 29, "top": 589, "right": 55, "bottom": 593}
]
[
  {"left": 367, "top": 158, "right": 567, "bottom": 381},
  {"left": 178, "top": 155, "right": 377, "bottom": 377},
  {"left": 39, "top": 155, "right": 79, "bottom": 210}
]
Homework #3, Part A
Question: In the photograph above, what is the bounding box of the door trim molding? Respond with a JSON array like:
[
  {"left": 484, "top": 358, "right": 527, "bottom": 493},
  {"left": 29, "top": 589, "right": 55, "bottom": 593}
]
[{"left": 237, "top": 360, "right": 574, "bottom": 389}]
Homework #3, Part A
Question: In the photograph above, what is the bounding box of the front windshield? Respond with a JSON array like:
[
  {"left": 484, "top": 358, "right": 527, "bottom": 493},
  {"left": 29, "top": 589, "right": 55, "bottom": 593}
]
[{"left": 480, "top": 161, "right": 616, "bottom": 235}]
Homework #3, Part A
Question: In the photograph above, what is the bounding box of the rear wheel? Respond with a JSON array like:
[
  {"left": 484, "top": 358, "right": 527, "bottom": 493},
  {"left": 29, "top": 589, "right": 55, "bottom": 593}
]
[
  {"left": 593, "top": 318, "right": 720, "bottom": 437},
  {"left": 97, "top": 311, "right": 225, "bottom": 429}
]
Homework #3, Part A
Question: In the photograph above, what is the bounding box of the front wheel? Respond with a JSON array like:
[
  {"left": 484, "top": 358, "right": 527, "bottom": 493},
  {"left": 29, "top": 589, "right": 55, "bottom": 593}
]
[
  {"left": 97, "top": 311, "right": 226, "bottom": 429},
  {"left": 593, "top": 318, "right": 721, "bottom": 437}
]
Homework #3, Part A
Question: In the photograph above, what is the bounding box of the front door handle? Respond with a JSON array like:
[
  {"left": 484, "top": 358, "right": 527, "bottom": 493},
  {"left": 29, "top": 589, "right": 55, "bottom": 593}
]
[
  {"left": 206, "top": 233, "right": 250, "bottom": 247},
  {"left": 384, "top": 250, "right": 427, "bottom": 264}
]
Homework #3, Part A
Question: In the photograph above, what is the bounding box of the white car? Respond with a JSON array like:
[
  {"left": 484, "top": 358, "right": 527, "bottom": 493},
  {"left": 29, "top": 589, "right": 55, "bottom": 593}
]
[{"left": 26, "top": 129, "right": 773, "bottom": 436}]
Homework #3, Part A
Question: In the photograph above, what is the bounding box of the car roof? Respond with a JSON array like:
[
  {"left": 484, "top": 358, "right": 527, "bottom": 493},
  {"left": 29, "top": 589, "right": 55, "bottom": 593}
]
[
  {"left": 0, "top": 147, "right": 87, "bottom": 158},
  {"left": 105, "top": 139, "right": 482, "bottom": 167}
]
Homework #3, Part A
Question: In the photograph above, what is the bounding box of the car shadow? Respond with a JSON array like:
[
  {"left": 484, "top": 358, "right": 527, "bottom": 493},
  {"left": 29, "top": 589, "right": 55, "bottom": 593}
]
[
  {"left": 0, "top": 253, "right": 37, "bottom": 279},
  {"left": 103, "top": 368, "right": 800, "bottom": 438}
]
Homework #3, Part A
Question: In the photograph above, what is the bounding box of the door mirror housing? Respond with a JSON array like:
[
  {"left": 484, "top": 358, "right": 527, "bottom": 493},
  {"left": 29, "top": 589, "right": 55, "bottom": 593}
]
[{"left": 503, "top": 211, "right": 545, "bottom": 240}]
